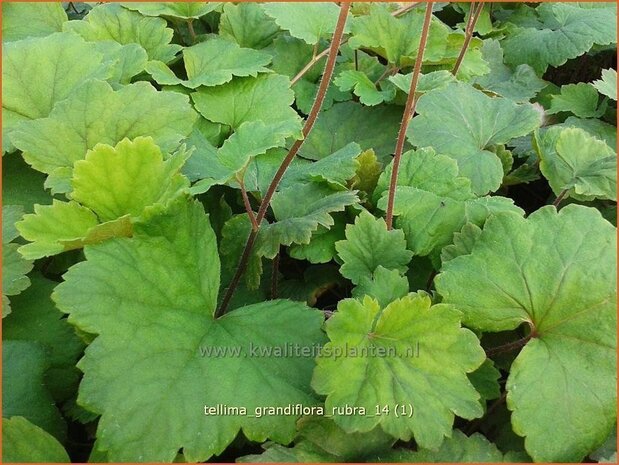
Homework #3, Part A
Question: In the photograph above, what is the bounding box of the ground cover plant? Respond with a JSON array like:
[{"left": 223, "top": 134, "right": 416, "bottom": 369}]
[{"left": 1, "top": 1, "right": 617, "bottom": 463}]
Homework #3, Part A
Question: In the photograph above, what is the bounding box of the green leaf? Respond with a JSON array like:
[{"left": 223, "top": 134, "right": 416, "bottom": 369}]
[
  {"left": 407, "top": 82, "right": 542, "bottom": 194},
  {"left": 72, "top": 137, "right": 190, "bottom": 221},
  {"left": 17, "top": 137, "right": 190, "bottom": 259},
  {"left": 2, "top": 154, "right": 49, "bottom": 212},
  {"left": 472, "top": 39, "right": 547, "bottom": 103},
  {"left": 349, "top": 4, "right": 446, "bottom": 66},
  {"left": 548, "top": 83, "right": 606, "bottom": 118},
  {"left": 334, "top": 70, "right": 395, "bottom": 106},
  {"left": 2, "top": 32, "right": 110, "bottom": 153},
  {"left": 189, "top": 121, "right": 297, "bottom": 195},
  {"left": 262, "top": 3, "right": 348, "bottom": 45},
  {"left": 220, "top": 214, "right": 264, "bottom": 291},
  {"left": 378, "top": 430, "right": 504, "bottom": 462},
  {"left": 289, "top": 220, "right": 346, "bottom": 265},
  {"left": 2, "top": 2, "right": 67, "bottom": 42},
  {"left": 335, "top": 211, "right": 412, "bottom": 285},
  {"left": 468, "top": 360, "right": 502, "bottom": 403},
  {"left": 219, "top": 3, "right": 280, "bottom": 49},
  {"left": 312, "top": 293, "right": 485, "bottom": 447},
  {"left": 441, "top": 223, "right": 483, "bottom": 265},
  {"left": 2, "top": 417, "right": 70, "bottom": 463},
  {"left": 593, "top": 68, "right": 617, "bottom": 101},
  {"left": 192, "top": 74, "right": 301, "bottom": 134},
  {"left": 375, "top": 148, "right": 523, "bottom": 258},
  {"left": 3, "top": 275, "right": 85, "bottom": 402},
  {"left": 350, "top": 149, "right": 383, "bottom": 200},
  {"left": 53, "top": 198, "right": 326, "bottom": 461},
  {"left": 146, "top": 37, "right": 272, "bottom": 88},
  {"left": 240, "top": 417, "right": 395, "bottom": 462},
  {"left": 16, "top": 200, "right": 99, "bottom": 260},
  {"left": 388, "top": 70, "right": 456, "bottom": 96},
  {"left": 280, "top": 142, "right": 362, "bottom": 190},
  {"left": 352, "top": 266, "right": 409, "bottom": 309},
  {"left": 64, "top": 3, "right": 181, "bottom": 62},
  {"left": 120, "top": 2, "right": 220, "bottom": 19},
  {"left": 300, "top": 102, "right": 401, "bottom": 163},
  {"left": 2, "top": 244, "right": 34, "bottom": 318},
  {"left": 562, "top": 116, "right": 617, "bottom": 149},
  {"left": 278, "top": 265, "right": 344, "bottom": 307},
  {"left": 258, "top": 183, "right": 359, "bottom": 259},
  {"left": 2, "top": 340, "right": 66, "bottom": 441},
  {"left": 11, "top": 80, "right": 196, "bottom": 192},
  {"left": 3, "top": 205, "right": 23, "bottom": 243},
  {"left": 500, "top": 3, "right": 617, "bottom": 74},
  {"left": 91, "top": 40, "right": 149, "bottom": 84},
  {"left": 536, "top": 127, "right": 617, "bottom": 201},
  {"left": 435, "top": 205, "right": 617, "bottom": 462}
]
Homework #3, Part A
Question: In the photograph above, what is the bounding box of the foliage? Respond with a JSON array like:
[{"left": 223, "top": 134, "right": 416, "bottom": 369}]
[{"left": 2, "top": 2, "right": 616, "bottom": 463}]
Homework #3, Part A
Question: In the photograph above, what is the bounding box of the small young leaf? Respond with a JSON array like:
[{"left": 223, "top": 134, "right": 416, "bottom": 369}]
[
  {"left": 536, "top": 127, "right": 617, "bottom": 201},
  {"left": 71, "top": 137, "right": 190, "bottom": 221},
  {"left": 335, "top": 211, "right": 412, "bottom": 285},
  {"left": 334, "top": 70, "right": 395, "bottom": 106},
  {"left": 592, "top": 68, "right": 617, "bottom": 101},
  {"left": 548, "top": 83, "right": 606, "bottom": 118},
  {"left": 352, "top": 266, "right": 410, "bottom": 309},
  {"left": 146, "top": 37, "right": 272, "bottom": 88}
]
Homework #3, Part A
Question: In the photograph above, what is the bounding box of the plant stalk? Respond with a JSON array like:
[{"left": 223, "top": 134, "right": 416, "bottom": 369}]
[
  {"left": 451, "top": 2, "right": 484, "bottom": 75},
  {"left": 215, "top": 2, "right": 352, "bottom": 318},
  {"left": 291, "top": 3, "right": 421, "bottom": 86},
  {"left": 384, "top": 1, "right": 434, "bottom": 230},
  {"left": 552, "top": 189, "right": 568, "bottom": 208}
]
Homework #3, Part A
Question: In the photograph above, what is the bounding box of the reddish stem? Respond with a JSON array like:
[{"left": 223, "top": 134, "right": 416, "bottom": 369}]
[
  {"left": 238, "top": 177, "right": 258, "bottom": 231},
  {"left": 452, "top": 2, "right": 484, "bottom": 75},
  {"left": 215, "top": 3, "right": 352, "bottom": 318},
  {"left": 291, "top": 3, "right": 420, "bottom": 86},
  {"left": 385, "top": 2, "right": 434, "bottom": 230},
  {"left": 552, "top": 189, "right": 568, "bottom": 208}
]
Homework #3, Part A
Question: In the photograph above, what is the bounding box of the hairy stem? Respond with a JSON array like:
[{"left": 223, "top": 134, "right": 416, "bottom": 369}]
[
  {"left": 271, "top": 250, "right": 280, "bottom": 300},
  {"left": 215, "top": 3, "right": 352, "bottom": 318},
  {"left": 186, "top": 19, "right": 197, "bottom": 44},
  {"left": 452, "top": 2, "right": 484, "bottom": 75},
  {"left": 392, "top": 2, "right": 423, "bottom": 17},
  {"left": 385, "top": 2, "right": 434, "bottom": 230},
  {"left": 374, "top": 66, "right": 399, "bottom": 86},
  {"left": 552, "top": 189, "right": 569, "bottom": 208},
  {"left": 238, "top": 176, "right": 258, "bottom": 231},
  {"left": 485, "top": 334, "right": 533, "bottom": 357},
  {"left": 291, "top": 3, "right": 420, "bottom": 86}
]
